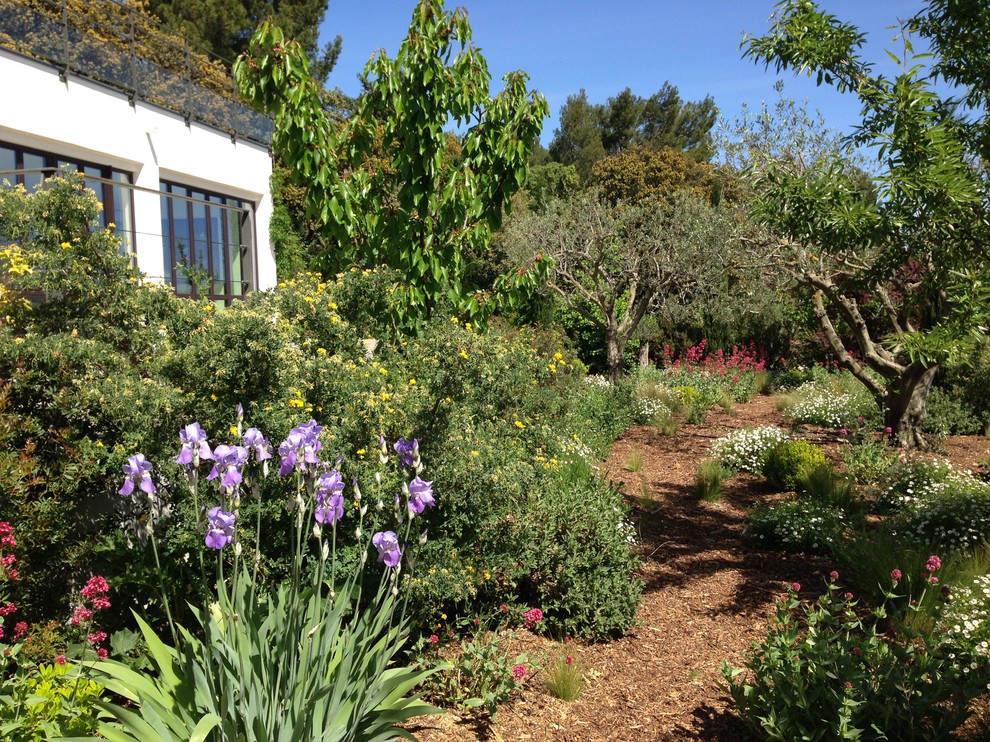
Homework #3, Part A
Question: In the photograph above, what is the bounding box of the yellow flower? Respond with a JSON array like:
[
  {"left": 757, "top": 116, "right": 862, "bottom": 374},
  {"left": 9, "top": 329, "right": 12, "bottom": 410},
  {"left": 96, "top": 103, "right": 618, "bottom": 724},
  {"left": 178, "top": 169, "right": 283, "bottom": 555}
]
[
  {"left": 514, "top": 420, "right": 524, "bottom": 429},
  {"left": 379, "top": 368, "right": 387, "bottom": 375},
  {"left": 288, "top": 398, "right": 304, "bottom": 408},
  {"left": 470, "top": 450, "right": 479, "bottom": 457},
  {"left": 304, "top": 296, "right": 314, "bottom": 302},
  {"left": 356, "top": 448, "right": 367, "bottom": 456},
  {"left": 408, "top": 378, "right": 416, "bottom": 385},
  {"left": 60, "top": 241, "right": 71, "bottom": 250},
  {"left": 210, "top": 394, "right": 218, "bottom": 402},
  {"left": 459, "top": 350, "right": 469, "bottom": 360},
  {"left": 554, "top": 352, "right": 563, "bottom": 361},
  {"left": 229, "top": 426, "right": 238, "bottom": 437}
]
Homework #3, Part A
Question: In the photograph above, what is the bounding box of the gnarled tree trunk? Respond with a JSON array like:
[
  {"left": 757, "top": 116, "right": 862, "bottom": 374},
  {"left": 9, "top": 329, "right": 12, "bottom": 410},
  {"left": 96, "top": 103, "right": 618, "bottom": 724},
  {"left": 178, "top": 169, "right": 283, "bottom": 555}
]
[{"left": 883, "top": 361, "right": 939, "bottom": 450}]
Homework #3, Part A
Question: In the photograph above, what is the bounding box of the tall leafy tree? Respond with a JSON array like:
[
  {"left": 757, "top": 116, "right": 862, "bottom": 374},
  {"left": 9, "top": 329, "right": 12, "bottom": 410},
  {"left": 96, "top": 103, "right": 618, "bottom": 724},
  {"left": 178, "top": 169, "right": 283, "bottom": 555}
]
[
  {"left": 149, "top": 0, "right": 341, "bottom": 84},
  {"left": 739, "top": 0, "right": 990, "bottom": 448},
  {"left": 235, "top": 0, "right": 550, "bottom": 324},
  {"left": 548, "top": 90, "right": 606, "bottom": 183}
]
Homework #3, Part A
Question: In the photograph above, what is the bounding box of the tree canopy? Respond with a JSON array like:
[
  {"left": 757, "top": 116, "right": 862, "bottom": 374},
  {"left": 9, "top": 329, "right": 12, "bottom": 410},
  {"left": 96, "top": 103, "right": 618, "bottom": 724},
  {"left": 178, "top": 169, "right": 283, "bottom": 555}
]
[{"left": 547, "top": 82, "right": 717, "bottom": 185}]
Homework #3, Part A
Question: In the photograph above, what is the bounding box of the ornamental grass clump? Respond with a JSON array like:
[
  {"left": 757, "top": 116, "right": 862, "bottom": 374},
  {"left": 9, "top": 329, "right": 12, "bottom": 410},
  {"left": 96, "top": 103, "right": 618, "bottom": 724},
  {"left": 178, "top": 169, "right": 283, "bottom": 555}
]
[
  {"left": 710, "top": 426, "right": 788, "bottom": 475},
  {"left": 86, "top": 411, "right": 440, "bottom": 741}
]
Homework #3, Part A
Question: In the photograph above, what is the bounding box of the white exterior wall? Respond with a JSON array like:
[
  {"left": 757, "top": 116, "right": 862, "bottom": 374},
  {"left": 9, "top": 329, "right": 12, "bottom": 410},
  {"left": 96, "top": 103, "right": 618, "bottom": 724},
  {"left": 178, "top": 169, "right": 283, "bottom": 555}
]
[{"left": 0, "top": 48, "right": 276, "bottom": 292}]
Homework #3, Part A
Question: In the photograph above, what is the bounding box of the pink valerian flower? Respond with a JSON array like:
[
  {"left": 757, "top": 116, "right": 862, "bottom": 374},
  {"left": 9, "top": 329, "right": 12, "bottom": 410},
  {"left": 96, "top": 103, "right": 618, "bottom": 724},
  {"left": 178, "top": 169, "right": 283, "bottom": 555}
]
[
  {"left": 511, "top": 664, "right": 527, "bottom": 681},
  {"left": 96, "top": 648, "right": 108, "bottom": 660},
  {"left": 0, "top": 602, "right": 16, "bottom": 616},
  {"left": 523, "top": 607, "right": 544, "bottom": 630},
  {"left": 565, "top": 656, "right": 574, "bottom": 665},
  {"left": 13, "top": 621, "right": 28, "bottom": 641},
  {"left": 70, "top": 605, "right": 93, "bottom": 625},
  {"left": 791, "top": 582, "right": 801, "bottom": 592},
  {"left": 891, "top": 568, "right": 903, "bottom": 582},
  {"left": 429, "top": 634, "right": 439, "bottom": 646},
  {"left": 926, "top": 555, "right": 942, "bottom": 573},
  {"left": 829, "top": 571, "right": 839, "bottom": 582},
  {"left": 54, "top": 654, "right": 67, "bottom": 665},
  {"left": 87, "top": 631, "right": 108, "bottom": 646},
  {"left": 80, "top": 576, "right": 109, "bottom": 599}
]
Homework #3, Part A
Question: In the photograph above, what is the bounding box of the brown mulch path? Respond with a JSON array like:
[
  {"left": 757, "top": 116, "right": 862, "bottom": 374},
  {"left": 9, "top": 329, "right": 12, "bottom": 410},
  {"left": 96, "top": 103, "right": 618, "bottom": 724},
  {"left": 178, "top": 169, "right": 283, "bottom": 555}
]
[{"left": 411, "top": 395, "right": 990, "bottom": 742}]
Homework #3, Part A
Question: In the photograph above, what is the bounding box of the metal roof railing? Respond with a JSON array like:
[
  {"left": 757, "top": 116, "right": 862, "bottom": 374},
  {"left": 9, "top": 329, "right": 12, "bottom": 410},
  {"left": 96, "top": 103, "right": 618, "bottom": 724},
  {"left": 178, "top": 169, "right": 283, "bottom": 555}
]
[{"left": 0, "top": 0, "right": 273, "bottom": 145}]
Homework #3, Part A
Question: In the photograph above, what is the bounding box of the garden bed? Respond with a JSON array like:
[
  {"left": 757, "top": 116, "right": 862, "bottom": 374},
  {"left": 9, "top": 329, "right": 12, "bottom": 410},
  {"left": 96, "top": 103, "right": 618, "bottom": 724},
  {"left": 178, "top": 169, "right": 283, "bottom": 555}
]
[{"left": 410, "top": 394, "right": 990, "bottom": 741}]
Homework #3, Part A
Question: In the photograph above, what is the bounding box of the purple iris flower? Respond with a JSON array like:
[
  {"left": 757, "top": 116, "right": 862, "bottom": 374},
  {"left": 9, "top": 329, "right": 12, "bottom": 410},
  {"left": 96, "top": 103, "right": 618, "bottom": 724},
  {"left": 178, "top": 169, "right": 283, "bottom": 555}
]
[
  {"left": 315, "top": 494, "right": 344, "bottom": 524},
  {"left": 407, "top": 476, "right": 435, "bottom": 515},
  {"left": 207, "top": 445, "right": 249, "bottom": 488},
  {"left": 372, "top": 531, "right": 402, "bottom": 568},
  {"left": 176, "top": 423, "right": 213, "bottom": 467},
  {"left": 393, "top": 437, "right": 418, "bottom": 467},
  {"left": 119, "top": 454, "right": 156, "bottom": 497},
  {"left": 205, "top": 506, "right": 236, "bottom": 549},
  {"left": 242, "top": 428, "right": 272, "bottom": 462},
  {"left": 314, "top": 470, "right": 346, "bottom": 524},
  {"left": 277, "top": 420, "right": 323, "bottom": 475}
]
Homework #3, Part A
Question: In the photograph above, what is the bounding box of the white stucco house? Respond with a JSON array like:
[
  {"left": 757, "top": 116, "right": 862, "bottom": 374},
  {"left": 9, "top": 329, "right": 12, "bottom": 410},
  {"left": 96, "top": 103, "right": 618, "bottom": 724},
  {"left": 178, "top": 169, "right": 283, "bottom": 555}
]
[{"left": 0, "top": 0, "right": 277, "bottom": 305}]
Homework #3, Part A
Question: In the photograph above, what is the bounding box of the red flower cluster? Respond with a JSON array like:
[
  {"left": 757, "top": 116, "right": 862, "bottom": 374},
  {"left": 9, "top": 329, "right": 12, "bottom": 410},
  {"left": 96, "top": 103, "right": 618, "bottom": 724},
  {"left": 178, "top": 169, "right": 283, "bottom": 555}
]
[
  {"left": 523, "top": 607, "right": 543, "bottom": 630},
  {"left": 69, "top": 575, "right": 111, "bottom": 660},
  {"left": 660, "top": 340, "right": 767, "bottom": 378},
  {"left": 0, "top": 521, "right": 19, "bottom": 582}
]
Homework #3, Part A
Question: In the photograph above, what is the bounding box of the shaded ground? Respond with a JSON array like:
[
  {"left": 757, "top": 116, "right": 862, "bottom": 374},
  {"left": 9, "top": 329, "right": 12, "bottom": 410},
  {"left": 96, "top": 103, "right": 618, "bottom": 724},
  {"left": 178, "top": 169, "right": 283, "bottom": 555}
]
[{"left": 411, "top": 395, "right": 990, "bottom": 741}]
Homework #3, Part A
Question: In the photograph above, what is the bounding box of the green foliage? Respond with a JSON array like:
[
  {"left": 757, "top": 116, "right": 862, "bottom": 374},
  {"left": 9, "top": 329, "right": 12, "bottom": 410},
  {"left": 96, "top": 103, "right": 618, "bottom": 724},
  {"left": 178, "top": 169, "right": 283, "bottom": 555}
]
[
  {"left": 592, "top": 145, "right": 716, "bottom": 206},
  {"left": 923, "top": 386, "right": 984, "bottom": 439},
  {"left": 722, "top": 579, "right": 981, "bottom": 740},
  {"left": 763, "top": 440, "right": 828, "bottom": 492},
  {"left": 893, "top": 482, "right": 990, "bottom": 553},
  {"left": 745, "top": 499, "right": 847, "bottom": 553},
  {"left": 781, "top": 370, "right": 879, "bottom": 430},
  {"left": 0, "top": 662, "right": 106, "bottom": 741},
  {"left": 515, "top": 476, "right": 641, "bottom": 640},
  {"left": 235, "top": 1, "right": 551, "bottom": 324},
  {"left": 542, "top": 648, "right": 586, "bottom": 702},
  {"left": 799, "top": 464, "right": 858, "bottom": 513},
  {"left": 839, "top": 438, "right": 898, "bottom": 485}
]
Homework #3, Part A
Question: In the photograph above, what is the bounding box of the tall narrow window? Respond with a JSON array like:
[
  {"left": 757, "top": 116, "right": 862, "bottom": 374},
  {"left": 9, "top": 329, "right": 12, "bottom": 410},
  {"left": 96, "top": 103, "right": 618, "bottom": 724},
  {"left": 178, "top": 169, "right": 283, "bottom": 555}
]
[{"left": 159, "top": 181, "right": 251, "bottom": 305}]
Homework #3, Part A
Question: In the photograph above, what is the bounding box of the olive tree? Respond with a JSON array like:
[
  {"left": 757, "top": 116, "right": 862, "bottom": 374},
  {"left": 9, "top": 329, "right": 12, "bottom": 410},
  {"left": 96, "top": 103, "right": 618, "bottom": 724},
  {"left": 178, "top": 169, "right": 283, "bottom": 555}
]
[
  {"left": 738, "top": 0, "right": 990, "bottom": 448},
  {"left": 501, "top": 191, "right": 736, "bottom": 383}
]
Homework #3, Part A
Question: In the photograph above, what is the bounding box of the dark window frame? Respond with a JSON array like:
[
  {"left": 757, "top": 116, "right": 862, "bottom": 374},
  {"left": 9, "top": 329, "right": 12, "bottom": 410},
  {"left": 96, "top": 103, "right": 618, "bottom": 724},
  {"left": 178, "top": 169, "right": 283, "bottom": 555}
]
[
  {"left": 0, "top": 140, "right": 136, "bottom": 258},
  {"left": 159, "top": 180, "right": 251, "bottom": 306}
]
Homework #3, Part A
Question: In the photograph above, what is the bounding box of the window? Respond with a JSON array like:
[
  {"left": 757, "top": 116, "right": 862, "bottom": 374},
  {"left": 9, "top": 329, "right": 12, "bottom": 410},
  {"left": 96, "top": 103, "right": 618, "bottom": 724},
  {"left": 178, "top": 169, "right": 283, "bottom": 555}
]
[
  {"left": 159, "top": 181, "right": 250, "bottom": 305},
  {"left": 0, "top": 142, "right": 135, "bottom": 255}
]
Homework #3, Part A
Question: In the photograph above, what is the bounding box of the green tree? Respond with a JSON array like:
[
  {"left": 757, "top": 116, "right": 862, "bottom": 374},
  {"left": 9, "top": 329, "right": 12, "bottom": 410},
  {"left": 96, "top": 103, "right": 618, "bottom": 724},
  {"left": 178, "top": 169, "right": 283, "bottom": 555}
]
[
  {"left": 739, "top": 0, "right": 990, "bottom": 448},
  {"left": 500, "top": 191, "right": 736, "bottom": 383},
  {"left": 234, "top": 0, "right": 550, "bottom": 324},
  {"left": 548, "top": 83, "right": 717, "bottom": 183},
  {"left": 548, "top": 90, "right": 606, "bottom": 183},
  {"left": 149, "top": 0, "right": 341, "bottom": 83},
  {"left": 592, "top": 145, "right": 716, "bottom": 206}
]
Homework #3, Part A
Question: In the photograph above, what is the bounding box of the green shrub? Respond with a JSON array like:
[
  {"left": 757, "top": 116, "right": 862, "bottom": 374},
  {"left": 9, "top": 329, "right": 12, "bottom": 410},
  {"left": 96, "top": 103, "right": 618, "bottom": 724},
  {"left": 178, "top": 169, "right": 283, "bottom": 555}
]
[
  {"left": 722, "top": 579, "right": 982, "bottom": 740},
  {"left": 800, "top": 464, "right": 858, "bottom": 513},
  {"left": 893, "top": 481, "right": 990, "bottom": 553},
  {"left": 840, "top": 438, "right": 899, "bottom": 485},
  {"left": 515, "top": 475, "right": 642, "bottom": 639},
  {"left": 0, "top": 662, "right": 106, "bottom": 741},
  {"left": 763, "top": 440, "right": 828, "bottom": 492},
  {"left": 923, "top": 386, "right": 983, "bottom": 439}
]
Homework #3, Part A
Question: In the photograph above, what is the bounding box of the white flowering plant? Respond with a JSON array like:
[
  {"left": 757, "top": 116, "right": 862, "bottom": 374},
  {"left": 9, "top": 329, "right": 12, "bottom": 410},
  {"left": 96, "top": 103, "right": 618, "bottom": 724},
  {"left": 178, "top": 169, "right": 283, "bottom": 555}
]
[
  {"left": 893, "top": 484, "right": 990, "bottom": 553},
  {"left": 939, "top": 574, "right": 990, "bottom": 677},
  {"left": 711, "top": 426, "right": 788, "bottom": 475},
  {"left": 745, "top": 500, "right": 847, "bottom": 553}
]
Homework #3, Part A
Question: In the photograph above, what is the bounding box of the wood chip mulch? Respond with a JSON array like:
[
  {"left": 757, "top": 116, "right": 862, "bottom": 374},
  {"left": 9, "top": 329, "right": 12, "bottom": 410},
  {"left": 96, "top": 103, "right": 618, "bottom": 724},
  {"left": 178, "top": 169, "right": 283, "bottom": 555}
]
[{"left": 410, "top": 395, "right": 990, "bottom": 741}]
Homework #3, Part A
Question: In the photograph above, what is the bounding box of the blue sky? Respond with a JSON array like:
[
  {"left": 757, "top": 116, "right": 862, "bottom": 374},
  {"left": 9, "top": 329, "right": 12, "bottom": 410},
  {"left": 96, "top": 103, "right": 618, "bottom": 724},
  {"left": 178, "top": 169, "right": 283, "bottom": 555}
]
[{"left": 317, "top": 2, "right": 926, "bottom": 145}]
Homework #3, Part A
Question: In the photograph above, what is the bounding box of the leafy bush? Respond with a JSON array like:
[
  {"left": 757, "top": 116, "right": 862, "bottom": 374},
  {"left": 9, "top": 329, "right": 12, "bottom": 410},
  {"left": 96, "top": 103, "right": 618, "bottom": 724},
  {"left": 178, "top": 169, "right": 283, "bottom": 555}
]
[
  {"left": 763, "top": 440, "right": 828, "bottom": 492},
  {"left": 840, "top": 438, "right": 899, "bottom": 485},
  {"left": 514, "top": 475, "right": 642, "bottom": 640},
  {"left": 923, "top": 386, "right": 984, "bottom": 439},
  {"left": 723, "top": 578, "right": 982, "bottom": 740},
  {"left": 0, "top": 662, "right": 106, "bottom": 741},
  {"left": 939, "top": 574, "right": 990, "bottom": 672},
  {"left": 710, "top": 426, "right": 788, "bottom": 474},
  {"left": 745, "top": 500, "right": 847, "bottom": 553}
]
